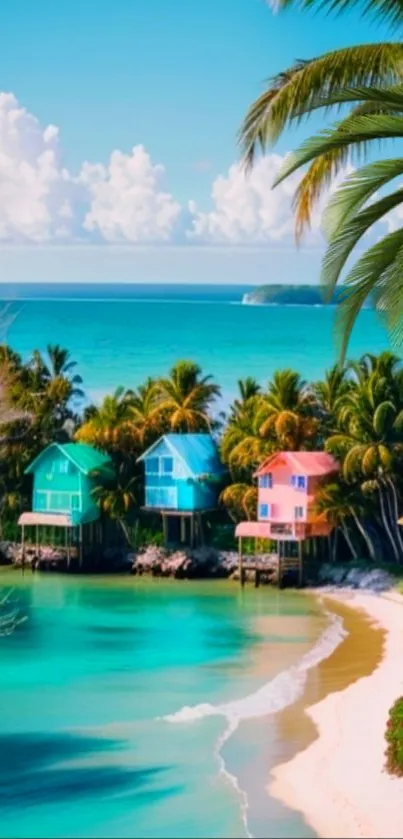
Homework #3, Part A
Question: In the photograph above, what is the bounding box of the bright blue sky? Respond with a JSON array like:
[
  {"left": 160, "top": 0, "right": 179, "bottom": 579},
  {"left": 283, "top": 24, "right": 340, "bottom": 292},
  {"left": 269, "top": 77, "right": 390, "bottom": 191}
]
[{"left": 0, "top": 0, "right": 394, "bottom": 284}]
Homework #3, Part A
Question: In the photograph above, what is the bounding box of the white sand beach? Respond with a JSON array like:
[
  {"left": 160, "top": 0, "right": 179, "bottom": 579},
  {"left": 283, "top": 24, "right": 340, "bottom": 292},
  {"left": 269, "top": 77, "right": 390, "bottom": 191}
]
[{"left": 270, "top": 590, "right": 403, "bottom": 839}]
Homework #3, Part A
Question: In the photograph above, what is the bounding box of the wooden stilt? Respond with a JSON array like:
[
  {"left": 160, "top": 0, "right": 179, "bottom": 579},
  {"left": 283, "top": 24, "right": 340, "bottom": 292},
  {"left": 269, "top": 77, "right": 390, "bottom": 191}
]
[
  {"left": 298, "top": 539, "right": 303, "bottom": 587},
  {"left": 199, "top": 512, "right": 204, "bottom": 546},
  {"left": 21, "top": 524, "right": 25, "bottom": 574},
  {"left": 79, "top": 524, "right": 83, "bottom": 569},
  {"left": 278, "top": 541, "right": 283, "bottom": 588},
  {"left": 162, "top": 514, "right": 168, "bottom": 546},
  {"left": 190, "top": 514, "right": 195, "bottom": 548},
  {"left": 67, "top": 528, "right": 71, "bottom": 569},
  {"left": 239, "top": 536, "right": 244, "bottom": 586},
  {"left": 180, "top": 515, "right": 186, "bottom": 543}
]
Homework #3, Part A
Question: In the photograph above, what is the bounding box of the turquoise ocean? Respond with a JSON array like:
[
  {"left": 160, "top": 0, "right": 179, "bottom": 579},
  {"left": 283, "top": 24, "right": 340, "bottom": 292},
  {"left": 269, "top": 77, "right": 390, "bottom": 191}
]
[
  {"left": 0, "top": 284, "right": 389, "bottom": 837},
  {"left": 0, "top": 282, "right": 390, "bottom": 406}
]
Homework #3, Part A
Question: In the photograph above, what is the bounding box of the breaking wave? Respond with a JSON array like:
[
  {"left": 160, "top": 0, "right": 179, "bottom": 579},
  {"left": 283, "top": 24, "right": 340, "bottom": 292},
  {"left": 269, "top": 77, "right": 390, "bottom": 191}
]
[{"left": 161, "top": 611, "right": 347, "bottom": 838}]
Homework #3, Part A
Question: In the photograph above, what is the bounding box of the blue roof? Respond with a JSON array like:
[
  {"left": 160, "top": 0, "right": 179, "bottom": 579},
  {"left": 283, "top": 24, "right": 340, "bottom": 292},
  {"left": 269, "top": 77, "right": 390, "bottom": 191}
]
[{"left": 138, "top": 434, "right": 224, "bottom": 478}]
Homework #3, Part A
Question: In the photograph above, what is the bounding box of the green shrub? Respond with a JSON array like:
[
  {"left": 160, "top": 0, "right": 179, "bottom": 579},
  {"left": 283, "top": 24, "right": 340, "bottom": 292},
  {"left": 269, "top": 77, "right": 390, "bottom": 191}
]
[{"left": 385, "top": 697, "right": 403, "bottom": 776}]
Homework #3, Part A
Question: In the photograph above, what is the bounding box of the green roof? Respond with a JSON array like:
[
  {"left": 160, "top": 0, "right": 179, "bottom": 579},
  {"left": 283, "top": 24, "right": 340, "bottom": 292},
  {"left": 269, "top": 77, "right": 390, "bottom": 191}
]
[{"left": 25, "top": 442, "right": 113, "bottom": 476}]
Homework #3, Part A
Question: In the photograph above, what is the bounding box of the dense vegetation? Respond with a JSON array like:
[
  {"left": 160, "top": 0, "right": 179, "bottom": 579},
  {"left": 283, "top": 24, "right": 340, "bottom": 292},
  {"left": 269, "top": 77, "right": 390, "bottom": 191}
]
[
  {"left": 240, "top": 0, "right": 403, "bottom": 357},
  {"left": 385, "top": 697, "right": 403, "bottom": 776},
  {"left": 2, "top": 343, "right": 403, "bottom": 562}
]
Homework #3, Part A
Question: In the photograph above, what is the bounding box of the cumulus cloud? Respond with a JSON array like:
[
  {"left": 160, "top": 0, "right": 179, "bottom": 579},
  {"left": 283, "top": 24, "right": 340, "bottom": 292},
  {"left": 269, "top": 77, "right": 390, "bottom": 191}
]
[
  {"left": 0, "top": 93, "right": 180, "bottom": 244},
  {"left": 0, "top": 92, "right": 366, "bottom": 248},
  {"left": 81, "top": 146, "right": 180, "bottom": 243},
  {"left": 0, "top": 93, "right": 76, "bottom": 242},
  {"left": 187, "top": 154, "right": 355, "bottom": 245}
]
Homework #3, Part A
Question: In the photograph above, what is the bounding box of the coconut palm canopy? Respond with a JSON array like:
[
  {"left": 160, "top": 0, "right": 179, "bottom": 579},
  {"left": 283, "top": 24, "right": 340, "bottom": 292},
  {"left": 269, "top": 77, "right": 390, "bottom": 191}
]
[{"left": 240, "top": 0, "right": 403, "bottom": 357}]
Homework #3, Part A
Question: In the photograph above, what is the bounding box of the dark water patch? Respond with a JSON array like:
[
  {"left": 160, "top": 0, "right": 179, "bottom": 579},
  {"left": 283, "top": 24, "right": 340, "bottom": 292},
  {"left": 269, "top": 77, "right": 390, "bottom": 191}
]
[{"left": 0, "top": 732, "right": 170, "bottom": 809}]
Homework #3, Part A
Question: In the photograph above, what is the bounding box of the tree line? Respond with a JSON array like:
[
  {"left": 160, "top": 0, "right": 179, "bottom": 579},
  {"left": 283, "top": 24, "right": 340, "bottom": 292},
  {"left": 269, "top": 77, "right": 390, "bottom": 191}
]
[{"left": 1, "top": 344, "right": 403, "bottom": 563}]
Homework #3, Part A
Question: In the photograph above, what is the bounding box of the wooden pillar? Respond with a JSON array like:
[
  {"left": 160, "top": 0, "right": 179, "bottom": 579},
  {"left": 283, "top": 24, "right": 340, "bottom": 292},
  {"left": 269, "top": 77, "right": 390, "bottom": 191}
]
[
  {"left": 199, "top": 513, "right": 204, "bottom": 546},
  {"left": 79, "top": 524, "right": 83, "bottom": 569},
  {"left": 238, "top": 536, "right": 244, "bottom": 587},
  {"left": 190, "top": 514, "right": 195, "bottom": 549},
  {"left": 298, "top": 540, "right": 303, "bottom": 588},
  {"left": 180, "top": 515, "right": 186, "bottom": 544},
  {"left": 36, "top": 524, "right": 39, "bottom": 554},
  {"left": 162, "top": 514, "right": 168, "bottom": 546},
  {"left": 278, "top": 540, "right": 283, "bottom": 588},
  {"left": 66, "top": 528, "right": 71, "bottom": 569}
]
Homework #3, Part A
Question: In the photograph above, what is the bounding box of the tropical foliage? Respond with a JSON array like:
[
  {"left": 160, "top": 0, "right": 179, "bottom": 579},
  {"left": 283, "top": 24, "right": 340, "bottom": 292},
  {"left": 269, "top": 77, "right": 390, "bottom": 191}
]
[
  {"left": 240, "top": 0, "right": 403, "bottom": 357},
  {"left": 2, "top": 340, "right": 403, "bottom": 563}
]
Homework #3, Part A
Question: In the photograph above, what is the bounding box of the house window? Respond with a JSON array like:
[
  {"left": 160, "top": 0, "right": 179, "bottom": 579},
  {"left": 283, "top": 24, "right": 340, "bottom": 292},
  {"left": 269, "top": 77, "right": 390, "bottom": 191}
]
[
  {"left": 146, "top": 457, "right": 159, "bottom": 475},
  {"left": 161, "top": 456, "right": 174, "bottom": 475},
  {"left": 71, "top": 494, "right": 80, "bottom": 511},
  {"left": 259, "top": 503, "right": 270, "bottom": 520},
  {"left": 59, "top": 460, "right": 70, "bottom": 475},
  {"left": 291, "top": 475, "right": 306, "bottom": 490},
  {"left": 294, "top": 506, "right": 304, "bottom": 519},
  {"left": 259, "top": 473, "right": 272, "bottom": 489}
]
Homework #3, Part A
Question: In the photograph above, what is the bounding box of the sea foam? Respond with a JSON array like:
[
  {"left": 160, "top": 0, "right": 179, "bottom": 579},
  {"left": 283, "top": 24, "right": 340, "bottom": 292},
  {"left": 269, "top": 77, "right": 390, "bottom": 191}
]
[{"left": 163, "top": 611, "right": 346, "bottom": 728}]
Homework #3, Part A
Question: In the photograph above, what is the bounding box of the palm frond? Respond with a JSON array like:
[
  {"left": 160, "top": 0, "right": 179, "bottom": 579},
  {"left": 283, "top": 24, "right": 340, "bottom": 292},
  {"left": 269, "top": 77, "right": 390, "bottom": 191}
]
[
  {"left": 334, "top": 227, "right": 403, "bottom": 361},
  {"left": 323, "top": 158, "right": 403, "bottom": 239},
  {"left": 270, "top": 0, "right": 403, "bottom": 29},
  {"left": 274, "top": 114, "right": 403, "bottom": 187},
  {"left": 240, "top": 43, "right": 403, "bottom": 164},
  {"left": 321, "top": 186, "right": 403, "bottom": 295}
]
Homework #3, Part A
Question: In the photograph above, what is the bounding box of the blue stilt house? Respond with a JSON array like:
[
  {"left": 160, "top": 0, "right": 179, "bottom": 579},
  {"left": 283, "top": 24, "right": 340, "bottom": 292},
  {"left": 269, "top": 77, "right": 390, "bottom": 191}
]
[
  {"left": 19, "top": 442, "right": 114, "bottom": 568},
  {"left": 137, "top": 433, "right": 224, "bottom": 545}
]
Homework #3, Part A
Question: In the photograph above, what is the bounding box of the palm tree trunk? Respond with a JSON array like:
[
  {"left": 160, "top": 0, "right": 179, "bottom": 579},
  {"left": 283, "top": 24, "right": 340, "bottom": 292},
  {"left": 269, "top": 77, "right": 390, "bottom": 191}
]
[
  {"left": 379, "top": 487, "right": 400, "bottom": 563},
  {"left": 341, "top": 521, "right": 358, "bottom": 560},
  {"left": 331, "top": 528, "right": 338, "bottom": 564},
  {"left": 119, "top": 519, "right": 133, "bottom": 548},
  {"left": 349, "top": 508, "right": 377, "bottom": 562},
  {"left": 386, "top": 478, "right": 403, "bottom": 554}
]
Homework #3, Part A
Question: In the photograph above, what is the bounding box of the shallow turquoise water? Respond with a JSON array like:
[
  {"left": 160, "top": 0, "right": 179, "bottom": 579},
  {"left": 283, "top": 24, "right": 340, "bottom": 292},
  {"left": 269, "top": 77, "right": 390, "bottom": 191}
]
[{"left": 0, "top": 572, "right": 334, "bottom": 838}]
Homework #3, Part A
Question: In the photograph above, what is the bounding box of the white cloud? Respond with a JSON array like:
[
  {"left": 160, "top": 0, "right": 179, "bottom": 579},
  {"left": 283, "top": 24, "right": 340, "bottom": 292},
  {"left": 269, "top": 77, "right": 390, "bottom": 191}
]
[
  {"left": 187, "top": 154, "right": 355, "bottom": 245},
  {"left": 0, "top": 93, "right": 76, "bottom": 243},
  {"left": 187, "top": 155, "right": 310, "bottom": 244},
  {"left": 0, "top": 93, "right": 180, "bottom": 245},
  {"left": 81, "top": 146, "right": 180, "bottom": 243}
]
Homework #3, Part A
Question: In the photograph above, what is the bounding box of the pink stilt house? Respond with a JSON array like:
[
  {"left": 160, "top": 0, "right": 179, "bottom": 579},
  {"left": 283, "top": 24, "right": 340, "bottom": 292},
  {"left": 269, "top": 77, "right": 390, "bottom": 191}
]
[{"left": 235, "top": 451, "right": 339, "bottom": 585}]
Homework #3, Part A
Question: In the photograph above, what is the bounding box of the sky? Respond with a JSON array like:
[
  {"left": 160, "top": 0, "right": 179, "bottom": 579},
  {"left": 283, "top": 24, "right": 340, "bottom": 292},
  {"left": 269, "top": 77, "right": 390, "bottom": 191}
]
[{"left": 0, "top": 0, "right": 397, "bottom": 284}]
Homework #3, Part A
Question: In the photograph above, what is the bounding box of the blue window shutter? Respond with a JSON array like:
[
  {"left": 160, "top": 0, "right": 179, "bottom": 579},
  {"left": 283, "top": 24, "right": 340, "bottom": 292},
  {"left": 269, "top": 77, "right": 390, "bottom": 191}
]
[
  {"left": 297, "top": 475, "right": 306, "bottom": 489},
  {"left": 259, "top": 503, "right": 269, "bottom": 519}
]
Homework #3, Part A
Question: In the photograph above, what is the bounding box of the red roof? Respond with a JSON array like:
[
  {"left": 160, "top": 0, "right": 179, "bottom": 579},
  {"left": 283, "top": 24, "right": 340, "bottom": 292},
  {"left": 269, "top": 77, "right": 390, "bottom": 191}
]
[{"left": 254, "top": 451, "right": 338, "bottom": 477}]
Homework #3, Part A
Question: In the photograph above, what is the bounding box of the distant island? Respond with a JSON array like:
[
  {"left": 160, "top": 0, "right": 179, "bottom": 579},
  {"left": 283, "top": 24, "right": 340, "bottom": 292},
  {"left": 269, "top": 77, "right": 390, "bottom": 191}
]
[{"left": 242, "top": 284, "right": 371, "bottom": 307}]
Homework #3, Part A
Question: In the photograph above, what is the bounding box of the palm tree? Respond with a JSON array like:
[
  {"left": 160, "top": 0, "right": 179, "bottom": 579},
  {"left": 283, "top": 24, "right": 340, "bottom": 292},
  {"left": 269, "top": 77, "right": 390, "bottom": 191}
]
[
  {"left": 239, "top": 2, "right": 403, "bottom": 357},
  {"left": 311, "top": 364, "right": 352, "bottom": 435},
  {"left": 153, "top": 361, "right": 220, "bottom": 432},
  {"left": 326, "top": 371, "right": 403, "bottom": 560},
  {"left": 220, "top": 483, "right": 257, "bottom": 522},
  {"left": 129, "top": 378, "right": 164, "bottom": 447},
  {"left": 315, "top": 481, "right": 361, "bottom": 560},
  {"left": 220, "top": 397, "right": 273, "bottom": 473},
  {"left": 259, "top": 369, "right": 319, "bottom": 449},
  {"left": 92, "top": 463, "right": 137, "bottom": 545},
  {"left": 76, "top": 387, "right": 135, "bottom": 453}
]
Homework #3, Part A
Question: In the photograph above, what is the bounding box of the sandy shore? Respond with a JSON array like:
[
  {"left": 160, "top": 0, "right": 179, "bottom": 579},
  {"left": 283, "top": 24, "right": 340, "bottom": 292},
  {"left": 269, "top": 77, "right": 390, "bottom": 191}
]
[{"left": 270, "top": 590, "right": 403, "bottom": 839}]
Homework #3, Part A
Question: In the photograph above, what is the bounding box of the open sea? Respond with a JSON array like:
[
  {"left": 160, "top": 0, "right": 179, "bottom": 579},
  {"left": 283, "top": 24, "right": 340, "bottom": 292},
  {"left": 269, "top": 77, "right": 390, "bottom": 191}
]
[
  {"left": 0, "top": 284, "right": 389, "bottom": 837},
  {"left": 0, "top": 282, "right": 391, "bottom": 406}
]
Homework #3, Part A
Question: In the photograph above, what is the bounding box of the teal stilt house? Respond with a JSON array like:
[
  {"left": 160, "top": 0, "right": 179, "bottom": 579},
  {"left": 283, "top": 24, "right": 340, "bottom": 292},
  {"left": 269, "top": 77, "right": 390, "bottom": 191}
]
[
  {"left": 137, "top": 433, "right": 224, "bottom": 546},
  {"left": 19, "top": 442, "right": 114, "bottom": 567}
]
